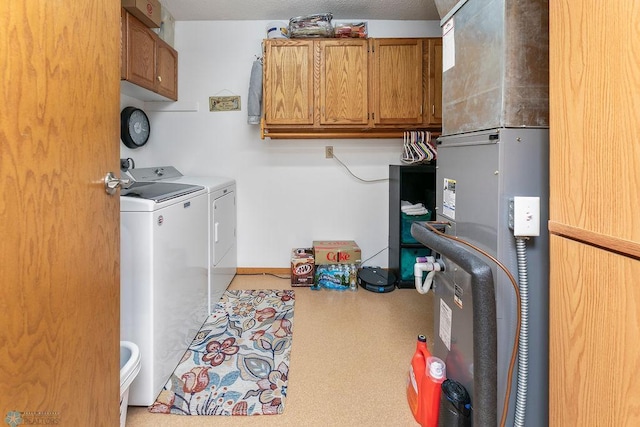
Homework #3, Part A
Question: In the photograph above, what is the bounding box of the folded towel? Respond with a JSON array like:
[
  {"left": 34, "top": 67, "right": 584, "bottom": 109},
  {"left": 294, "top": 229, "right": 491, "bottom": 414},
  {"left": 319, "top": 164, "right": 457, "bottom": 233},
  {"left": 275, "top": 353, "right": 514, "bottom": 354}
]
[
  {"left": 401, "top": 201, "right": 423, "bottom": 209},
  {"left": 403, "top": 207, "right": 429, "bottom": 215},
  {"left": 402, "top": 200, "right": 428, "bottom": 215},
  {"left": 247, "top": 59, "right": 263, "bottom": 125},
  {"left": 401, "top": 202, "right": 428, "bottom": 215}
]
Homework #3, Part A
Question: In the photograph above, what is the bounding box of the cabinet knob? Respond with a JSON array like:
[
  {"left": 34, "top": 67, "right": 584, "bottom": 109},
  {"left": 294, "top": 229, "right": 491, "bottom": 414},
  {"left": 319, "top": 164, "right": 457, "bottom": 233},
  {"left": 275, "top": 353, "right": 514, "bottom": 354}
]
[{"left": 157, "top": 75, "right": 162, "bottom": 83}]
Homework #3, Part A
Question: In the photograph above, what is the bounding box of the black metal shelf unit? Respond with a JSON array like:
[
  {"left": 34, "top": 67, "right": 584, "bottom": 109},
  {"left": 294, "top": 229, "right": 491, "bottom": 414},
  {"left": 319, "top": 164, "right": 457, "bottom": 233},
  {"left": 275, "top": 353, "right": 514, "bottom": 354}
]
[{"left": 388, "top": 164, "right": 437, "bottom": 288}]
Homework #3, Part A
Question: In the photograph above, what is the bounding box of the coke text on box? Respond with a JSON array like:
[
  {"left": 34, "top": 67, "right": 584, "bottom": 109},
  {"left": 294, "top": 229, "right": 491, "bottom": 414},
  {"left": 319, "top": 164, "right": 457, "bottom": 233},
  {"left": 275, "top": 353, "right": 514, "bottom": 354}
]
[{"left": 312, "top": 240, "right": 361, "bottom": 265}]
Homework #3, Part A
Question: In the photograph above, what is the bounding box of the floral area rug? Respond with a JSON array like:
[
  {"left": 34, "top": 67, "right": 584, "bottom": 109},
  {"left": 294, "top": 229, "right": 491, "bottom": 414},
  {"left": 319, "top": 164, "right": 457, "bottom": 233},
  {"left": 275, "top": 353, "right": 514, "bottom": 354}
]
[{"left": 150, "top": 289, "right": 295, "bottom": 416}]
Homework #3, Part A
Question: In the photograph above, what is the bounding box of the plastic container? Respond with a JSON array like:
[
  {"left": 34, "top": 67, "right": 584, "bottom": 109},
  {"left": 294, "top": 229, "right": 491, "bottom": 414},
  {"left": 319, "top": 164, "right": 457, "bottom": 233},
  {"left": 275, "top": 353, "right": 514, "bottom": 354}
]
[
  {"left": 120, "top": 341, "right": 141, "bottom": 427},
  {"left": 401, "top": 248, "right": 432, "bottom": 282},
  {"left": 407, "top": 335, "right": 431, "bottom": 423},
  {"left": 438, "top": 379, "right": 472, "bottom": 427},
  {"left": 152, "top": 6, "right": 175, "bottom": 47},
  {"left": 334, "top": 22, "right": 368, "bottom": 38},
  {"left": 314, "top": 263, "right": 359, "bottom": 290},
  {"left": 419, "top": 356, "right": 446, "bottom": 427},
  {"left": 401, "top": 212, "right": 432, "bottom": 243},
  {"left": 266, "top": 21, "right": 288, "bottom": 38},
  {"left": 289, "top": 13, "right": 334, "bottom": 38}
]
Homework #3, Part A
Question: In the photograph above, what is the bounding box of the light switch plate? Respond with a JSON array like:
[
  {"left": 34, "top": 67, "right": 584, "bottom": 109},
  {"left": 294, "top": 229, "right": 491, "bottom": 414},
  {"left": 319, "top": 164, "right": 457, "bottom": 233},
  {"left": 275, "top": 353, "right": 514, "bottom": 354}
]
[{"left": 513, "top": 196, "right": 540, "bottom": 237}]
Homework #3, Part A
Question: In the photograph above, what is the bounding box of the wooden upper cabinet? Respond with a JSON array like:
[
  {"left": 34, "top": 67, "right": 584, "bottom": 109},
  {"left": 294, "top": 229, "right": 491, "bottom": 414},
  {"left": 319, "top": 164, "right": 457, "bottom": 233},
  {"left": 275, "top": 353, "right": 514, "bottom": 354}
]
[
  {"left": 319, "top": 39, "right": 369, "bottom": 126},
  {"left": 125, "top": 11, "right": 157, "bottom": 90},
  {"left": 426, "top": 38, "right": 442, "bottom": 126},
  {"left": 263, "top": 39, "right": 314, "bottom": 125},
  {"left": 121, "top": 9, "right": 178, "bottom": 101},
  {"left": 262, "top": 37, "right": 442, "bottom": 137},
  {"left": 371, "top": 38, "right": 423, "bottom": 125}
]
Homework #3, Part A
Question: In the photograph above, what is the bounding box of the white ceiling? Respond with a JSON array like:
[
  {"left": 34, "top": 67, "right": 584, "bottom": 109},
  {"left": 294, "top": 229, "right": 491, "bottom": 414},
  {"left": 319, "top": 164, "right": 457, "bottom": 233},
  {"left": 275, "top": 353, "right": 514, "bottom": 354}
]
[{"left": 159, "top": 0, "right": 442, "bottom": 21}]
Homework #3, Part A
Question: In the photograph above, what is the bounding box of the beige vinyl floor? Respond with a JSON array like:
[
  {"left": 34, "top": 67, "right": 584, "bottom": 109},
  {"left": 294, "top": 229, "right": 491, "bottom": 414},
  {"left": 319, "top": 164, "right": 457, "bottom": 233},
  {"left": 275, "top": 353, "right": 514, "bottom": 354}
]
[{"left": 126, "top": 273, "right": 434, "bottom": 427}]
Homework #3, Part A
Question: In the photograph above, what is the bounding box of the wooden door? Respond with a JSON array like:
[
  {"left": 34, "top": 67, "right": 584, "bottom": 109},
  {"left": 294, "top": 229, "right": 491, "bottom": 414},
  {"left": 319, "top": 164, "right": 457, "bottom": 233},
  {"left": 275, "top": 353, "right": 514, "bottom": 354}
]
[
  {"left": 549, "top": 0, "right": 640, "bottom": 424},
  {"left": 0, "top": 1, "right": 121, "bottom": 425},
  {"left": 319, "top": 39, "right": 369, "bottom": 126},
  {"left": 371, "top": 38, "right": 424, "bottom": 125},
  {"left": 263, "top": 39, "right": 314, "bottom": 126}
]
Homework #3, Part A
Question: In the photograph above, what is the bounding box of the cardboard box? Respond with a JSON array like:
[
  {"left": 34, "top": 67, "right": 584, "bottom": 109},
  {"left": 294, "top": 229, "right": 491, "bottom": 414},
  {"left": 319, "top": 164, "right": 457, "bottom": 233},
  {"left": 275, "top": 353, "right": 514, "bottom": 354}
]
[
  {"left": 291, "top": 248, "right": 315, "bottom": 286},
  {"left": 122, "top": 0, "right": 161, "bottom": 28},
  {"left": 313, "top": 240, "right": 361, "bottom": 265}
]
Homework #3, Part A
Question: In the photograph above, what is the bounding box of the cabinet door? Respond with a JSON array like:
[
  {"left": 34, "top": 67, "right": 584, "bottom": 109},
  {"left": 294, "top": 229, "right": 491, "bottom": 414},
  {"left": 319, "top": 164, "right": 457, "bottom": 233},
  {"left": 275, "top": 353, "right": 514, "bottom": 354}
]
[
  {"left": 125, "top": 11, "right": 156, "bottom": 92},
  {"left": 156, "top": 39, "right": 178, "bottom": 101},
  {"left": 263, "top": 40, "right": 314, "bottom": 125},
  {"left": 426, "top": 38, "right": 442, "bottom": 126},
  {"left": 371, "top": 39, "right": 424, "bottom": 125},
  {"left": 319, "top": 39, "right": 369, "bottom": 126}
]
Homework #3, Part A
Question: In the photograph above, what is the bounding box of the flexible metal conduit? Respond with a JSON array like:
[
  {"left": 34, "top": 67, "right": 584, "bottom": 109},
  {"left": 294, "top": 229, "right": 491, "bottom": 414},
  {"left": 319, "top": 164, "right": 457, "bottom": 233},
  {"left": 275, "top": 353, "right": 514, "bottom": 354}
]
[
  {"left": 411, "top": 222, "right": 497, "bottom": 426},
  {"left": 513, "top": 237, "right": 529, "bottom": 427}
]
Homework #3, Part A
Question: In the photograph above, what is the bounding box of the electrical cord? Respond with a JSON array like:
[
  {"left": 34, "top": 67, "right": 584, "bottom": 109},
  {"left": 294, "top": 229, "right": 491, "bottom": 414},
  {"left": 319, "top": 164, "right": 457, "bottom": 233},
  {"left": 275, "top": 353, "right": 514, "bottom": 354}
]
[
  {"left": 360, "top": 246, "right": 388, "bottom": 266},
  {"left": 240, "top": 248, "right": 389, "bottom": 281},
  {"left": 424, "top": 221, "right": 521, "bottom": 427},
  {"left": 240, "top": 248, "right": 388, "bottom": 283},
  {"left": 332, "top": 153, "right": 389, "bottom": 183},
  {"left": 240, "top": 272, "right": 291, "bottom": 280}
]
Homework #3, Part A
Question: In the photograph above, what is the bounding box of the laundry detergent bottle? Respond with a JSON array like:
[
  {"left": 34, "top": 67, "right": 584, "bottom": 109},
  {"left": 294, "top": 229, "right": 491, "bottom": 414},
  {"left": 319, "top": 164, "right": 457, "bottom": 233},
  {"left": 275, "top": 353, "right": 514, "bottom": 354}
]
[
  {"left": 407, "top": 334, "right": 431, "bottom": 423},
  {"left": 419, "top": 356, "right": 446, "bottom": 427}
]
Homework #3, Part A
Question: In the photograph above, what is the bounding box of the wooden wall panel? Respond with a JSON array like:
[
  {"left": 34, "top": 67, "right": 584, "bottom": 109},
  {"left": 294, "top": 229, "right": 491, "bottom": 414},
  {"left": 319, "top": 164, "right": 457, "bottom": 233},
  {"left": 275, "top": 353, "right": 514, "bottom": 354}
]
[
  {"left": 549, "top": 0, "right": 640, "bottom": 243},
  {"left": 549, "top": 235, "right": 640, "bottom": 425}
]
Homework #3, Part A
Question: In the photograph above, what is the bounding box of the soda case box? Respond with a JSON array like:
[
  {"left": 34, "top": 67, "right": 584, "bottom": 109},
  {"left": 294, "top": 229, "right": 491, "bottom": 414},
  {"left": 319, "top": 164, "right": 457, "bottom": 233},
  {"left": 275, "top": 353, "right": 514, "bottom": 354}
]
[
  {"left": 291, "top": 248, "right": 315, "bottom": 286},
  {"left": 122, "top": 0, "right": 162, "bottom": 28},
  {"left": 312, "top": 240, "right": 361, "bottom": 265}
]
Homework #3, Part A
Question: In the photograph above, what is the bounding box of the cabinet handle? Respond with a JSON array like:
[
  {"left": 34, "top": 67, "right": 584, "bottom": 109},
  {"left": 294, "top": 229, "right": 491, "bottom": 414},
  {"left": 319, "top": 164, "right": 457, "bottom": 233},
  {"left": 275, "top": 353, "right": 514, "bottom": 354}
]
[
  {"left": 157, "top": 75, "right": 162, "bottom": 83},
  {"left": 432, "top": 105, "right": 435, "bottom": 115}
]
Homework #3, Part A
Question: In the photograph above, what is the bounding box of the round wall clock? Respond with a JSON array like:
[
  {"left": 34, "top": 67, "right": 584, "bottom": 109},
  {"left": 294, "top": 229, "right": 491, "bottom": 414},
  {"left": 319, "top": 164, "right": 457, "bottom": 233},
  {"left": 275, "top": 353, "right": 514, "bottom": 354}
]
[{"left": 121, "top": 106, "right": 150, "bottom": 149}]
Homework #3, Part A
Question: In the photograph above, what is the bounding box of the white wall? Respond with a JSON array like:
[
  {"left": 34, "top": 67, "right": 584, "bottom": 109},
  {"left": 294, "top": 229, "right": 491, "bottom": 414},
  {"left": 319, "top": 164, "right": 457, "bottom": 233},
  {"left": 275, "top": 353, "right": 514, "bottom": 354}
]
[{"left": 120, "top": 19, "right": 441, "bottom": 268}]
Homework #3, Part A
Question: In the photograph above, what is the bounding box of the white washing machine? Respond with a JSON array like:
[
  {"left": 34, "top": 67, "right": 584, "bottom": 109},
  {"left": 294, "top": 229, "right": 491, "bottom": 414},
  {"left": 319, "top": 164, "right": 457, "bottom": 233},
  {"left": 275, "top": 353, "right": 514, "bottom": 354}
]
[
  {"left": 125, "top": 166, "right": 237, "bottom": 313},
  {"left": 120, "top": 181, "right": 209, "bottom": 406}
]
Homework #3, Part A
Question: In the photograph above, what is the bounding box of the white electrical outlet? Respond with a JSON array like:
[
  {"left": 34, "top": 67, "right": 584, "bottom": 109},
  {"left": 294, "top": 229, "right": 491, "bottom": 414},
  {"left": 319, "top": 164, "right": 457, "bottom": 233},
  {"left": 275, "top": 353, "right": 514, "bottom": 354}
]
[
  {"left": 325, "top": 146, "right": 333, "bottom": 158},
  {"left": 513, "top": 196, "right": 540, "bottom": 237}
]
